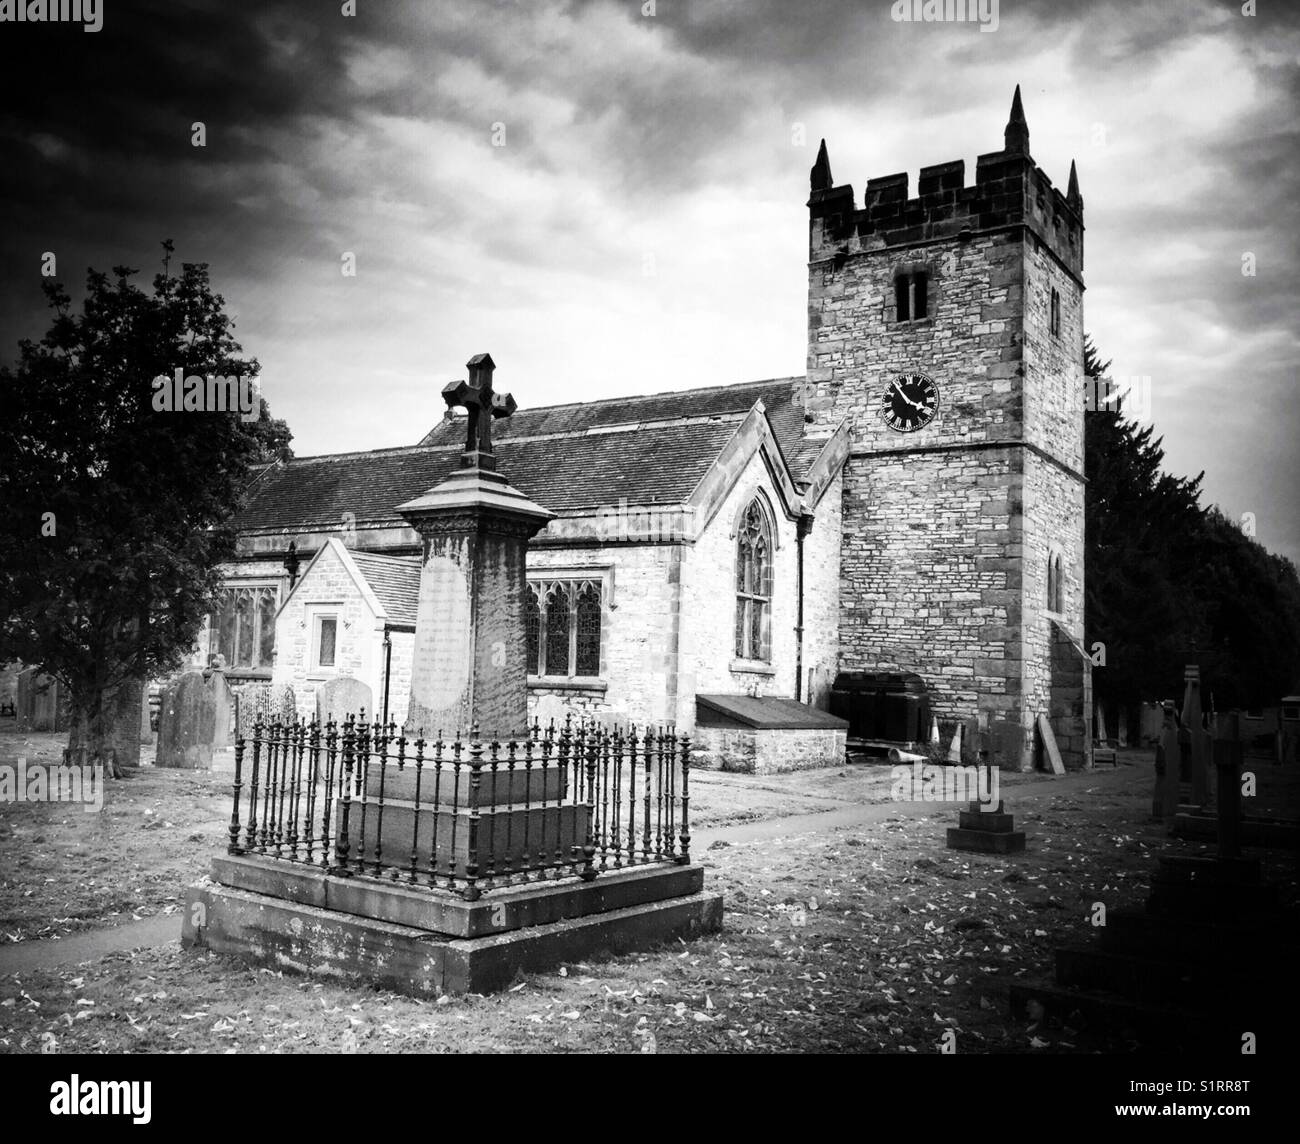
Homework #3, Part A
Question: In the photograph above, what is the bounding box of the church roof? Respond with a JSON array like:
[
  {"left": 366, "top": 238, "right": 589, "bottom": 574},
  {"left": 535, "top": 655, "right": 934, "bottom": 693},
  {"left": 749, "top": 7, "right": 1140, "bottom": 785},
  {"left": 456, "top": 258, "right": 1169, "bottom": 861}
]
[
  {"left": 418, "top": 376, "right": 806, "bottom": 461},
  {"left": 349, "top": 551, "right": 420, "bottom": 627},
  {"left": 235, "top": 376, "right": 810, "bottom": 534}
]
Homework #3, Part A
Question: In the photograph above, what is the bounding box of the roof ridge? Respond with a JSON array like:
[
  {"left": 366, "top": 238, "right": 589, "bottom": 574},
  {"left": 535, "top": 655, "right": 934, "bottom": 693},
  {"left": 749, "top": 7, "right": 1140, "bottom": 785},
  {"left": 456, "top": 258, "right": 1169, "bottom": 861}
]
[
  {"left": 351, "top": 550, "right": 420, "bottom": 565},
  {"left": 495, "top": 375, "right": 800, "bottom": 418},
  {"left": 283, "top": 442, "right": 461, "bottom": 465}
]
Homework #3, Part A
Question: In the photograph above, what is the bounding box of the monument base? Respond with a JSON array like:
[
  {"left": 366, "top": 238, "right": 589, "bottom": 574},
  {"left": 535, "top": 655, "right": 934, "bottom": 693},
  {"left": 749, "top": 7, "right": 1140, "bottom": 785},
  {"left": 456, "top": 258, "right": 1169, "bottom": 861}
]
[
  {"left": 946, "top": 800, "right": 1027, "bottom": 853},
  {"left": 183, "top": 857, "right": 722, "bottom": 996}
]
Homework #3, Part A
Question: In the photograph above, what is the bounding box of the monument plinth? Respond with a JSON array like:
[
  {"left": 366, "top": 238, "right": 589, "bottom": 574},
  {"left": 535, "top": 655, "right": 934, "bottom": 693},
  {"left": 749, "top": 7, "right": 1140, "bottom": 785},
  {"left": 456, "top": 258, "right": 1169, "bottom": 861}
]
[
  {"left": 397, "top": 353, "right": 553, "bottom": 741},
  {"left": 183, "top": 353, "right": 721, "bottom": 996}
]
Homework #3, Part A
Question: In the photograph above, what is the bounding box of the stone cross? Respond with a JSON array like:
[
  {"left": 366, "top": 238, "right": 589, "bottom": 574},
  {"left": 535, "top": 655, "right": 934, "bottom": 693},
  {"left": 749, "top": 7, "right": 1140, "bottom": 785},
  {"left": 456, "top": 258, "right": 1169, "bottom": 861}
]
[{"left": 442, "top": 353, "right": 517, "bottom": 471}]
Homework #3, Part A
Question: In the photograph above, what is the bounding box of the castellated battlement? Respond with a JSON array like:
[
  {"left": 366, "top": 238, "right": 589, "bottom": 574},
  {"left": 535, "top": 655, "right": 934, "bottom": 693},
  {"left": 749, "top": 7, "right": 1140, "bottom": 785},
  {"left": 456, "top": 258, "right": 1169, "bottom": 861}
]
[{"left": 807, "top": 88, "right": 1083, "bottom": 280}]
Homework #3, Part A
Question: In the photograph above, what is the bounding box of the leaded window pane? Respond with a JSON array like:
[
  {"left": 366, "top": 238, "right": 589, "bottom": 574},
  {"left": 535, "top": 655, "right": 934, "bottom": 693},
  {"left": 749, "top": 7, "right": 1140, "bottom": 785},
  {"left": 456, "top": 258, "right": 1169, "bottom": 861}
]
[
  {"left": 545, "top": 585, "right": 570, "bottom": 676},
  {"left": 735, "top": 500, "right": 772, "bottom": 661},
  {"left": 218, "top": 597, "right": 237, "bottom": 665},
  {"left": 258, "top": 589, "right": 277, "bottom": 666},
  {"left": 525, "top": 586, "right": 540, "bottom": 675},
  {"left": 236, "top": 593, "right": 255, "bottom": 666},
  {"left": 575, "top": 584, "right": 601, "bottom": 676},
  {"left": 318, "top": 617, "right": 337, "bottom": 668}
]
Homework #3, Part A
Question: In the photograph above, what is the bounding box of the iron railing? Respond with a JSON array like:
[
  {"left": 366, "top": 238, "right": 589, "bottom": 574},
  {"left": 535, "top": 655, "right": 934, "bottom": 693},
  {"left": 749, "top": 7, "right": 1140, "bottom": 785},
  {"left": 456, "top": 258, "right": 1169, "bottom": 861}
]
[{"left": 226, "top": 713, "right": 691, "bottom": 900}]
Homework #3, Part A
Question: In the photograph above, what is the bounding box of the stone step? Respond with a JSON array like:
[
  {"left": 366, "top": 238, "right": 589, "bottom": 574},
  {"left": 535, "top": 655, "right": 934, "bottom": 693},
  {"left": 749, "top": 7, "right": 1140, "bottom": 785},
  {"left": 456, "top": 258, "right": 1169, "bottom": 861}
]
[
  {"left": 211, "top": 853, "right": 704, "bottom": 938},
  {"left": 184, "top": 878, "right": 724, "bottom": 997},
  {"left": 361, "top": 761, "right": 568, "bottom": 807},
  {"left": 957, "top": 810, "right": 1016, "bottom": 832},
  {"left": 946, "top": 826, "right": 1025, "bottom": 853}
]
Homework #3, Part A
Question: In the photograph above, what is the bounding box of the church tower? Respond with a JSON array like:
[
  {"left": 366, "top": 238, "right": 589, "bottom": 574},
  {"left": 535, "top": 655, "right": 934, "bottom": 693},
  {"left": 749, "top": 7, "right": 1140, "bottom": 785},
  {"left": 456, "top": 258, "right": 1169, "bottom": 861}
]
[{"left": 804, "top": 88, "right": 1090, "bottom": 769}]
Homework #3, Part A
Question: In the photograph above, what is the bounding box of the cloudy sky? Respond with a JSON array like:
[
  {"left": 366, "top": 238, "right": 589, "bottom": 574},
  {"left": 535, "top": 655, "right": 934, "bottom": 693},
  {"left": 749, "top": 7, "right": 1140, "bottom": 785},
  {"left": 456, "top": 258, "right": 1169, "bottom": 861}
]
[{"left": 1, "top": 0, "right": 1297, "bottom": 563}]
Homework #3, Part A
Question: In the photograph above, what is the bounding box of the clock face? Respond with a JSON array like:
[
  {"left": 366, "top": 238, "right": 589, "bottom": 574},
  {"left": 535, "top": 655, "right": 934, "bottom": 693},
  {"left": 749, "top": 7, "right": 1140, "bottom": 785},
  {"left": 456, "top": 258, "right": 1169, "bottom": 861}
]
[{"left": 881, "top": 372, "right": 939, "bottom": 433}]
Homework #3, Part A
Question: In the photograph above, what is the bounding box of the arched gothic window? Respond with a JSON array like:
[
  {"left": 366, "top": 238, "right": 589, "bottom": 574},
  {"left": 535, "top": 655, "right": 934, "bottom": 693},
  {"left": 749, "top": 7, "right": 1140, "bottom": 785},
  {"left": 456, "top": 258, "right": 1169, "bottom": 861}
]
[
  {"left": 545, "top": 584, "right": 571, "bottom": 676},
  {"left": 575, "top": 584, "right": 602, "bottom": 676},
  {"left": 209, "top": 585, "right": 278, "bottom": 673},
  {"left": 1047, "top": 551, "right": 1065, "bottom": 614},
  {"left": 735, "top": 500, "right": 772, "bottom": 661},
  {"left": 525, "top": 585, "right": 541, "bottom": 675},
  {"left": 529, "top": 577, "right": 605, "bottom": 679}
]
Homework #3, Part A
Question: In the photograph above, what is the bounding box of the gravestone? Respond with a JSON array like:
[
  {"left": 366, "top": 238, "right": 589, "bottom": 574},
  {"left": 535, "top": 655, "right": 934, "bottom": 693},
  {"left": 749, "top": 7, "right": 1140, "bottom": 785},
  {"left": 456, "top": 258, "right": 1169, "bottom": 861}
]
[
  {"left": 1012, "top": 709, "right": 1296, "bottom": 1049},
  {"left": 1154, "top": 701, "right": 1180, "bottom": 823},
  {"left": 275, "top": 683, "right": 297, "bottom": 722},
  {"left": 1180, "top": 666, "right": 1211, "bottom": 807},
  {"left": 316, "top": 676, "right": 373, "bottom": 723},
  {"left": 17, "top": 668, "right": 69, "bottom": 731},
  {"left": 156, "top": 671, "right": 216, "bottom": 769},
  {"left": 1037, "top": 713, "right": 1066, "bottom": 775},
  {"left": 234, "top": 682, "right": 272, "bottom": 741},
  {"left": 1139, "top": 702, "right": 1164, "bottom": 745},
  {"left": 105, "top": 679, "right": 146, "bottom": 768},
  {"left": 206, "top": 668, "right": 233, "bottom": 749},
  {"left": 946, "top": 728, "right": 1027, "bottom": 854}
]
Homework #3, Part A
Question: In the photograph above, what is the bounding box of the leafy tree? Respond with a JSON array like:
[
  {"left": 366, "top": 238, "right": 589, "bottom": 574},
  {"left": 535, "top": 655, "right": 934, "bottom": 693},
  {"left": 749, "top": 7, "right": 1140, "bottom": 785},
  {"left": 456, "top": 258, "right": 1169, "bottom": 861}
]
[
  {"left": 1083, "top": 335, "right": 1300, "bottom": 718},
  {"left": 0, "top": 242, "right": 291, "bottom": 773}
]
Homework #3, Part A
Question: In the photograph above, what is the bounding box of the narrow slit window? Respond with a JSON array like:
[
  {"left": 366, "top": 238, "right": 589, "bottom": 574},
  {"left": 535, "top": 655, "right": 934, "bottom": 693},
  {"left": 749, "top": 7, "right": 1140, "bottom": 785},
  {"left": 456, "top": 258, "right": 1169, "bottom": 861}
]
[
  {"left": 895, "top": 271, "right": 928, "bottom": 322},
  {"left": 316, "top": 616, "right": 337, "bottom": 669},
  {"left": 912, "top": 271, "right": 928, "bottom": 319},
  {"left": 894, "top": 276, "right": 910, "bottom": 322},
  {"left": 735, "top": 500, "right": 773, "bottom": 662}
]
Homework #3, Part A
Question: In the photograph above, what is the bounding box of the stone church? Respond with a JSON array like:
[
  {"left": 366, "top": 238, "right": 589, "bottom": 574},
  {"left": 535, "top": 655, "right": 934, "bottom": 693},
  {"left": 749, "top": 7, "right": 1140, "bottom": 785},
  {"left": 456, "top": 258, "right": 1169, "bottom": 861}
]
[{"left": 195, "top": 90, "right": 1091, "bottom": 771}]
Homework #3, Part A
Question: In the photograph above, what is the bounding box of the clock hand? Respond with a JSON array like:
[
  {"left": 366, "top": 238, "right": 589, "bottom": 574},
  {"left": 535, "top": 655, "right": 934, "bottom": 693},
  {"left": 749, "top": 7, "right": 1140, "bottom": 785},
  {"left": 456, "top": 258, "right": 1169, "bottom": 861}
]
[{"left": 891, "top": 379, "right": 925, "bottom": 411}]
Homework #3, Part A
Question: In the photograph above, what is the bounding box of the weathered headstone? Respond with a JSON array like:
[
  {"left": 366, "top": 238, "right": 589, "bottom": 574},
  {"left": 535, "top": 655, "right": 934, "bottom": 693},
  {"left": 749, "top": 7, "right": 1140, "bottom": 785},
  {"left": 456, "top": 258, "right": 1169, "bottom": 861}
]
[
  {"left": 1139, "top": 702, "right": 1164, "bottom": 745},
  {"left": 946, "top": 722, "right": 963, "bottom": 764},
  {"left": 105, "top": 678, "right": 146, "bottom": 768},
  {"left": 946, "top": 728, "right": 1027, "bottom": 853},
  {"left": 275, "top": 683, "right": 297, "bottom": 722},
  {"left": 234, "top": 682, "right": 272, "bottom": 741},
  {"left": 206, "top": 668, "right": 233, "bottom": 749},
  {"left": 1155, "top": 701, "right": 1180, "bottom": 823},
  {"left": 156, "top": 671, "right": 216, "bottom": 769},
  {"left": 1037, "top": 712, "right": 1066, "bottom": 775},
  {"left": 1180, "top": 666, "right": 1210, "bottom": 807},
  {"left": 1094, "top": 702, "right": 1110, "bottom": 747},
  {"left": 17, "top": 668, "right": 69, "bottom": 731},
  {"left": 316, "top": 675, "right": 373, "bottom": 723}
]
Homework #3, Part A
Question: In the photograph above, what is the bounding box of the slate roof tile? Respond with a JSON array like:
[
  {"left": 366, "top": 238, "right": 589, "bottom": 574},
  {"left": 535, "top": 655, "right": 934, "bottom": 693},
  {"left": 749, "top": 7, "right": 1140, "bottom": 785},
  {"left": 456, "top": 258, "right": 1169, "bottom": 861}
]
[
  {"left": 349, "top": 551, "right": 420, "bottom": 627},
  {"left": 234, "top": 376, "right": 810, "bottom": 535}
]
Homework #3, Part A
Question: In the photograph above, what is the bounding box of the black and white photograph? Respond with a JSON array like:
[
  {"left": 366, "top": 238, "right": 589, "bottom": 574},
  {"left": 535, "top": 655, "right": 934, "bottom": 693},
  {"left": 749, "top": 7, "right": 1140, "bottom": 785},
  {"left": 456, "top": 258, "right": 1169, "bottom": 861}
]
[{"left": 0, "top": 0, "right": 1296, "bottom": 1097}]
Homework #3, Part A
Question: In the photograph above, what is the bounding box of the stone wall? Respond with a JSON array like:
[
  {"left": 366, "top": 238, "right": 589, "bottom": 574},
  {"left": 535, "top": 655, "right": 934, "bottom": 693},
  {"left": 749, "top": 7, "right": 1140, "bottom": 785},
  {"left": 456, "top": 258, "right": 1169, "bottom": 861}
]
[
  {"left": 1023, "top": 451, "right": 1088, "bottom": 766},
  {"left": 681, "top": 445, "right": 800, "bottom": 715},
  {"left": 1049, "top": 620, "right": 1092, "bottom": 768},
  {"left": 525, "top": 543, "right": 681, "bottom": 728},
  {"left": 382, "top": 629, "right": 414, "bottom": 727},
  {"left": 839, "top": 447, "right": 1023, "bottom": 729},
  {"left": 271, "top": 544, "right": 382, "bottom": 721},
  {"left": 693, "top": 726, "right": 846, "bottom": 774},
  {"left": 801, "top": 469, "right": 842, "bottom": 710}
]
